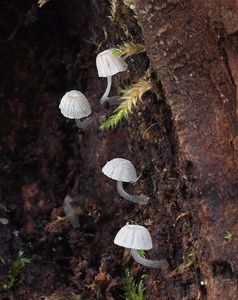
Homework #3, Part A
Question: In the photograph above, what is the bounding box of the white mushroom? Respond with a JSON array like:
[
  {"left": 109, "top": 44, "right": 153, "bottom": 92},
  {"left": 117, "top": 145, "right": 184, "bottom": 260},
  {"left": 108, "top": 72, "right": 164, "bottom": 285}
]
[
  {"left": 0, "top": 218, "right": 8, "bottom": 225},
  {"left": 96, "top": 49, "right": 128, "bottom": 106},
  {"left": 59, "top": 90, "right": 92, "bottom": 128},
  {"left": 102, "top": 158, "right": 149, "bottom": 205},
  {"left": 114, "top": 224, "right": 169, "bottom": 269},
  {"left": 63, "top": 195, "right": 80, "bottom": 228}
]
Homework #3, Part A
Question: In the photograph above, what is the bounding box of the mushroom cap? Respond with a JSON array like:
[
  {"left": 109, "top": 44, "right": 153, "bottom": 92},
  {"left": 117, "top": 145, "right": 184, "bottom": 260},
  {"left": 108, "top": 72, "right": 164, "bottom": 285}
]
[
  {"left": 96, "top": 49, "right": 128, "bottom": 77},
  {"left": 102, "top": 158, "right": 137, "bottom": 182},
  {"left": 0, "top": 218, "right": 8, "bottom": 225},
  {"left": 114, "top": 224, "right": 153, "bottom": 250},
  {"left": 59, "top": 90, "right": 91, "bottom": 119}
]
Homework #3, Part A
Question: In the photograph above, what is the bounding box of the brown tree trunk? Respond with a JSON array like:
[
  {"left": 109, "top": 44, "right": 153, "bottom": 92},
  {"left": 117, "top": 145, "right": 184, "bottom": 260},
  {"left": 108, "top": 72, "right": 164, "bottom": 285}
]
[
  {"left": 2, "top": 1, "right": 238, "bottom": 299},
  {"left": 136, "top": 0, "right": 238, "bottom": 299}
]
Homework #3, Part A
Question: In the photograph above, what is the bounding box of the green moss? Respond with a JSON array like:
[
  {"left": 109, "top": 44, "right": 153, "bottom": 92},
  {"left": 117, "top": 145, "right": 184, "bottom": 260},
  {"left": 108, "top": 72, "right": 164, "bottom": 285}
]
[
  {"left": 100, "top": 78, "right": 155, "bottom": 130},
  {"left": 2, "top": 251, "right": 31, "bottom": 290},
  {"left": 122, "top": 269, "right": 147, "bottom": 300},
  {"left": 224, "top": 230, "right": 233, "bottom": 243},
  {"left": 109, "top": 0, "right": 118, "bottom": 22},
  {"left": 111, "top": 43, "right": 145, "bottom": 59}
]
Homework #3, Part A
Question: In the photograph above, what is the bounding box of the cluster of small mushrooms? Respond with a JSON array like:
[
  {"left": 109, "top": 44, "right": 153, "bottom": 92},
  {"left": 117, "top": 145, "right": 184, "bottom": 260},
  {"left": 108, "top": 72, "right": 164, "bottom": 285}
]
[{"left": 59, "top": 49, "right": 168, "bottom": 269}]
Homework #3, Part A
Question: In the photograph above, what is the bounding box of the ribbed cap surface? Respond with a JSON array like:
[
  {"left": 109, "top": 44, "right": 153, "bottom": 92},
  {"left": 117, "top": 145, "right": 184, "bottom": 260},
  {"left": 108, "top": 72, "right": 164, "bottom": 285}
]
[
  {"left": 114, "top": 224, "right": 153, "bottom": 250},
  {"left": 59, "top": 90, "right": 91, "bottom": 119},
  {"left": 96, "top": 49, "right": 128, "bottom": 77},
  {"left": 102, "top": 158, "right": 137, "bottom": 182}
]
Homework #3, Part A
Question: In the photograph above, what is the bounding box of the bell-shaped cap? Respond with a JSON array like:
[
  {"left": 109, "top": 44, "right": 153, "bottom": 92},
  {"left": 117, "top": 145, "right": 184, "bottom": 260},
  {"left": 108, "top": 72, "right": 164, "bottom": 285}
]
[
  {"left": 114, "top": 224, "right": 153, "bottom": 250},
  {"left": 59, "top": 90, "right": 91, "bottom": 119},
  {"left": 102, "top": 158, "right": 137, "bottom": 183},
  {"left": 96, "top": 49, "right": 128, "bottom": 77}
]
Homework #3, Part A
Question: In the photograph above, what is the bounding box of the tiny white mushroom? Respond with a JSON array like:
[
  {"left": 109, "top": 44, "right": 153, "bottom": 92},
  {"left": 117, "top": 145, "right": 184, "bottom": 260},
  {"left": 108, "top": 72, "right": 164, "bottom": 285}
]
[
  {"left": 63, "top": 195, "right": 80, "bottom": 228},
  {"left": 13, "top": 230, "right": 19, "bottom": 237},
  {"left": 114, "top": 224, "right": 168, "bottom": 269},
  {"left": 96, "top": 49, "right": 128, "bottom": 106},
  {"left": 102, "top": 158, "right": 149, "bottom": 205},
  {"left": 0, "top": 218, "right": 8, "bottom": 225},
  {"left": 59, "top": 90, "right": 92, "bottom": 128}
]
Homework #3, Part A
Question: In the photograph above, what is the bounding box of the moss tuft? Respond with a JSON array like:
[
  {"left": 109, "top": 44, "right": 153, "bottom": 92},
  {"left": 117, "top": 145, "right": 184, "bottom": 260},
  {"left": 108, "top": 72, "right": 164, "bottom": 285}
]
[
  {"left": 100, "top": 78, "right": 155, "bottom": 130},
  {"left": 111, "top": 43, "right": 145, "bottom": 59}
]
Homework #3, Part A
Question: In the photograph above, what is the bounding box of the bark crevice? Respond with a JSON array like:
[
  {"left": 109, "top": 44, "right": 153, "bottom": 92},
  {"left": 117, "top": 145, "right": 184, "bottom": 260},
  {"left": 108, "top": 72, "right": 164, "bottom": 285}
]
[{"left": 136, "top": 0, "right": 238, "bottom": 298}]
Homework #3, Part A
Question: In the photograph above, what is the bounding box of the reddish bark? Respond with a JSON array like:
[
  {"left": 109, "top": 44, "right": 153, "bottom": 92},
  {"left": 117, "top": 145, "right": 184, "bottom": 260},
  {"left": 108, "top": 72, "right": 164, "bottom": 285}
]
[{"left": 136, "top": 0, "right": 238, "bottom": 298}]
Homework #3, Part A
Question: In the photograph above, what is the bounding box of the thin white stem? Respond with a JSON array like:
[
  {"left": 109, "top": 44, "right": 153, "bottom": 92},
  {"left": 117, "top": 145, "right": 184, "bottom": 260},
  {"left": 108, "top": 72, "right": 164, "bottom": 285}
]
[
  {"left": 117, "top": 181, "right": 149, "bottom": 205},
  {"left": 63, "top": 196, "right": 79, "bottom": 229},
  {"left": 100, "top": 76, "right": 112, "bottom": 105},
  {"left": 75, "top": 117, "right": 92, "bottom": 128},
  {"left": 131, "top": 249, "right": 168, "bottom": 269},
  {"left": 68, "top": 214, "right": 80, "bottom": 228}
]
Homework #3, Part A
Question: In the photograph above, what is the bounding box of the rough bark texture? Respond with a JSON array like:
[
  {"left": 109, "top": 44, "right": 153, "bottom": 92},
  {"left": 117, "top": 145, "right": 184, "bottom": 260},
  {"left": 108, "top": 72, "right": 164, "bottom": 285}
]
[
  {"left": 136, "top": 0, "right": 238, "bottom": 299},
  {"left": 1, "top": 0, "right": 238, "bottom": 299}
]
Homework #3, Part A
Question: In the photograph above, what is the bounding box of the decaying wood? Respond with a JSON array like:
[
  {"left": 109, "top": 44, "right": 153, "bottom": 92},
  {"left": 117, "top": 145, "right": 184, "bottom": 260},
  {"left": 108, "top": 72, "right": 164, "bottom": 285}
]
[{"left": 136, "top": 0, "right": 238, "bottom": 298}]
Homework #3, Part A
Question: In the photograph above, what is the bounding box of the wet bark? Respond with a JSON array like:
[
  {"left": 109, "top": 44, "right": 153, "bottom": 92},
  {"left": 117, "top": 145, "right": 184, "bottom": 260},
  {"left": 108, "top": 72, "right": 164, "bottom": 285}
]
[{"left": 136, "top": 0, "right": 238, "bottom": 299}]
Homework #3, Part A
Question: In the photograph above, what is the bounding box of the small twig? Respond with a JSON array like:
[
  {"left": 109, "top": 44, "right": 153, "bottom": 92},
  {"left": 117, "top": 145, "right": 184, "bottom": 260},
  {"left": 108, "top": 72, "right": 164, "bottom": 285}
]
[
  {"left": 142, "top": 122, "right": 158, "bottom": 139},
  {"left": 173, "top": 212, "right": 189, "bottom": 226}
]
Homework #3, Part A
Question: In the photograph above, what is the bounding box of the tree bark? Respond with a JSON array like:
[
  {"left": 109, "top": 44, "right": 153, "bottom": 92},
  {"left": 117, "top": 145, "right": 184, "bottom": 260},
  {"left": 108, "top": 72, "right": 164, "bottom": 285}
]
[{"left": 136, "top": 0, "right": 238, "bottom": 298}]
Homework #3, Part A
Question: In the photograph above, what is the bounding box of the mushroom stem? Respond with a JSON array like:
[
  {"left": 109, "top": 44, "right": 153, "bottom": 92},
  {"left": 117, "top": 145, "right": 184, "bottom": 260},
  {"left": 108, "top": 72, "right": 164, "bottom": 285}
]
[
  {"left": 63, "top": 196, "right": 80, "bottom": 229},
  {"left": 100, "top": 78, "right": 121, "bottom": 106},
  {"left": 100, "top": 76, "right": 112, "bottom": 105},
  {"left": 117, "top": 181, "right": 149, "bottom": 205},
  {"left": 75, "top": 117, "right": 92, "bottom": 128},
  {"left": 67, "top": 214, "right": 79, "bottom": 229},
  {"left": 131, "top": 249, "right": 169, "bottom": 269}
]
